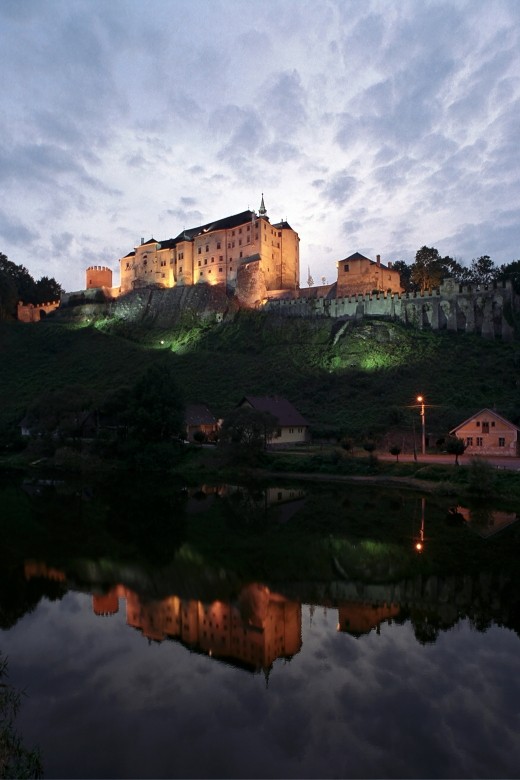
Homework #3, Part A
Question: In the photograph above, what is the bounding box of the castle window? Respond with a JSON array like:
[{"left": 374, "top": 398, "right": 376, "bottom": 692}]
[
  {"left": 230, "top": 266, "right": 232, "bottom": 271},
  {"left": 211, "top": 257, "right": 214, "bottom": 263},
  {"left": 179, "top": 267, "right": 182, "bottom": 273},
  {"left": 161, "top": 273, "right": 165, "bottom": 278},
  {"left": 228, "top": 242, "right": 231, "bottom": 249},
  {"left": 499, "top": 437, "right": 505, "bottom": 447},
  {"left": 240, "top": 251, "right": 243, "bottom": 258},
  {"left": 232, "top": 230, "right": 235, "bottom": 236},
  {"left": 200, "top": 271, "right": 203, "bottom": 276},
  {"left": 205, "top": 245, "right": 209, "bottom": 252},
  {"left": 219, "top": 268, "right": 222, "bottom": 273},
  {"left": 198, "top": 260, "right": 201, "bottom": 267},
  {"left": 344, "top": 264, "right": 349, "bottom": 272},
  {"left": 208, "top": 269, "right": 212, "bottom": 274},
  {"left": 219, "top": 255, "right": 223, "bottom": 261},
  {"left": 204, "top": 258, "right": 207, "bottom": 265},
  {"left": 278, "top": 231, "right": 281, "bottom": 237},
  {"left": 247, "top": 225, "right": 250, "bottom": 231},
  {"left": 143, "top": 259, "right": 147, "bottom": 265},
  {"left": 198, "top": 247, "right": 201, "bottom": 254},
  {"left": 239, "top": 239, "right": 242, "bottom": 245},
  {"left": 239, "top": 228, "right": 242, "bottom": 233},
  {"left": 126, "top": 263, "right": 130, "bottom": 269},
  {"left": 217, "top": 242, "right": 221, "bottom": 249}
]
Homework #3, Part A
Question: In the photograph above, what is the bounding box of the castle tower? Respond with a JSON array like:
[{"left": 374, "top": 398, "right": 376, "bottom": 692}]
[
  {"left": 86, "top": 265, "right": 113, "bottom": 289},
  {"left": 259, "top": 193, "right": 267, "bottom": 218}
]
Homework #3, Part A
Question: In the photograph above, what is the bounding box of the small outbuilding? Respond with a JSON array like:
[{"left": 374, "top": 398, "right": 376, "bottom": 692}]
[
  {"left": 238, "top": 395, "right": 310, "bottom": 446},
  {"left": 185, "top": 404, "right": 219, "bottom": 443},
  {"left": 450, "top": 408, "right": 520, "bottom": 457}
]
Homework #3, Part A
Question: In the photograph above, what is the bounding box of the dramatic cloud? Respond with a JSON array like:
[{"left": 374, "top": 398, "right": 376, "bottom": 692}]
[{"left": 0, "top": 0, "right": 519, "bottom": 291}]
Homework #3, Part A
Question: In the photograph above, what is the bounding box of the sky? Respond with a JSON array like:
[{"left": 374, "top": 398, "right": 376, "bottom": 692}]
[{"left": 1, "top": 0, "right": 519, "bottom": 293}]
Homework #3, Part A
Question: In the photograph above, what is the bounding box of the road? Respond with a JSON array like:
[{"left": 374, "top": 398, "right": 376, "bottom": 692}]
[{"left": 377, "top": 452, "right": 520, "bottom": 471}]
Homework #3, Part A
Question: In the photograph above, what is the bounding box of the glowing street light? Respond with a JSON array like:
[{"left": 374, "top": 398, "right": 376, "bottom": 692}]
[{"left": 417, "top": 395, "right": 426, "bottom": 456}]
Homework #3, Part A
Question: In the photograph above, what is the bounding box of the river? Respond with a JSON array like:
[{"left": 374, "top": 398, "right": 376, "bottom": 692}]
[{"left": 1, "top": 474, "right": 519, "bottom": 778}]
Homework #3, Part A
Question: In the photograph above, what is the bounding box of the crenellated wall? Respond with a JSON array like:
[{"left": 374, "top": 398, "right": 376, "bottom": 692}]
[{"left": 264, "top": 279, "right": 518, "bottom": 340}]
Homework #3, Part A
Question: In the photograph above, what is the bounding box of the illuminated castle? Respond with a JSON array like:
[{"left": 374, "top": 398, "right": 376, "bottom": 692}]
[{"left": 118, "top": 195, "right": 300, "bottom": 297}]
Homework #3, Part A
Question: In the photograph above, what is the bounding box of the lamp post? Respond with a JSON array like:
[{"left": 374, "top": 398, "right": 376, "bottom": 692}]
[{"left": 417, "top": 395, "right": 426, "bottom": 456}]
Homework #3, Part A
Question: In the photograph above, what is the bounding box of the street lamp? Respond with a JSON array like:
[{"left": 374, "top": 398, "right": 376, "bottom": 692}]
[{"left": 417, "top": 395, "right": 426, "bottom": 456}]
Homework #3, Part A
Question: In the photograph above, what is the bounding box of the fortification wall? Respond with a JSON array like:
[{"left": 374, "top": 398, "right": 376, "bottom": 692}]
[
  {"left": 265, "top": 280, "right": 518, "bottom": 340},
  {"left": 17, "top": 300, "right": 60, "bottom": 322}
]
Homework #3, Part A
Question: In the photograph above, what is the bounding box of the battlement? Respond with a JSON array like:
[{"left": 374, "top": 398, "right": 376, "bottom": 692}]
[
  {"left": 264, "top": 279, "right": 517, "bottom": 341},
  {"left": 17, "top": 300, "right": 61, "bottom": 322}
]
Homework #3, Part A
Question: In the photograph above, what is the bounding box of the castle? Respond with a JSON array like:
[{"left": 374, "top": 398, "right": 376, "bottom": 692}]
[
  {"left": 56, "top": 196, "right": 515, "bottom": 340},
  {"left": 83, "top": 196, "right": 402, "bottom": 305}
]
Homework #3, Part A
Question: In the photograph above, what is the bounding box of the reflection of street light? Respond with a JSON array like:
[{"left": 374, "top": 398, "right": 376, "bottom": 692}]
[
  {"left": 417, "top": 395, "right": 426, "bottom": 456},
  {"left": 414, "top": 497, "right": 426, "bottom": 553}
]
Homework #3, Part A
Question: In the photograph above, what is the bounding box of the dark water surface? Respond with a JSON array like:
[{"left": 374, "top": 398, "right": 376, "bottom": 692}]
[{"left": 1, "top": 476, "right": 519, "bottom": 778}]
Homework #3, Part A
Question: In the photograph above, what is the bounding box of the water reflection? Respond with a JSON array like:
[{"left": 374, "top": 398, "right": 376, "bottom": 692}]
[{"left": 450, "top": 505, "right": 518, "bottom": 537}]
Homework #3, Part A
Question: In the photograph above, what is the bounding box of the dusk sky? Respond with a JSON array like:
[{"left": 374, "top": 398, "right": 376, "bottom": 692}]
[{"left": 1, "top": 0, "right": 519, "bottom": 293}]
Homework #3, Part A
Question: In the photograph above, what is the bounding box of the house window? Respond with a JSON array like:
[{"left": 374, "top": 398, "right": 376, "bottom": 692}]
[
  {"left": 476, "top": 421, "right": 480, "bottom": 426},
  {"left": 491, "top": 421, "right": 495, "bottom": 427},
  {"left": 466, "top": 437, "right": 473, "bottom": 446},
  {"left": 482, "top": 422, "right": 489, "bottom": 434},
  {"left": 289, "top": 428, "right": 294, "bottom": 433},
  {"left": 499, "top": 437, "right": 505, "bottom": 447},
  {"left": 344, "top": 264, "right": 349, "bottom": 272},
  {"left": 476, "top": 437, "right": 483, "bottom": 446}
]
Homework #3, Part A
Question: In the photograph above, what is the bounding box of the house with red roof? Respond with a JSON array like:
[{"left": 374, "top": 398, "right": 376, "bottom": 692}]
[{"left": 450, "top": 408, "right": 520, "bottom": 457}]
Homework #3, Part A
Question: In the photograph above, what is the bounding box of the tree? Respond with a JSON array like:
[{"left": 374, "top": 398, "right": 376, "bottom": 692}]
[
  {"left": 445, "top": 435, "right": 466, "bottom": 465},
  {"left": 220, "top": 406, "right": 278, "bottom": 464},
  {"left": 363, "top": 439, "right": 376, "bottom": 462},
  {"left": 35, "top": 275, "right": 63, "bottom": 302},
  {"left": 392, "top": 261, "right": 413, "bottom": 292},
  {"left": 389, "top": 444, "right": 401, "bottom": 462},
  {"left": 129, "top": 363, "right": 185, "bottom": 442},
  {"left": 496, "top": 260, "right": 520, "bottom": 293},
  {"left": 467, "top": 255, "right": 497, "bottom": 287},
  {"left": 410, "top": 247, "right": 465, "bottom": 291}
]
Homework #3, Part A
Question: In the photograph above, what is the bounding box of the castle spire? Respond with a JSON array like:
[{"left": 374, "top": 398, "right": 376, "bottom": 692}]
[{"left": 259, "top": 193, "right": 267, "bottom": 217}]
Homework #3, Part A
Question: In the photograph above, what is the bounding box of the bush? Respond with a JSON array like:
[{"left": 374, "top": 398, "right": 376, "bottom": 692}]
[{"left": 467, "top": 458, "right": 496, "bottom": 497}]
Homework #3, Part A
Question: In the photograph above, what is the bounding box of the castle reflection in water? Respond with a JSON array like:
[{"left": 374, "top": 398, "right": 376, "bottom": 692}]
[{"left": 24, "top": 561, "right": 401, "bottom": 674}]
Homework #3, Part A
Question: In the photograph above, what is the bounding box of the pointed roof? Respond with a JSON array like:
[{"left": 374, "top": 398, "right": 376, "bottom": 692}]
[
  {"left": 239, "top": 395, "right": 308, "bottom": 427},
  {"left": 259, "top": 193, "right": 267, "bottom": 216},
  {"left": 450, "top": 408, "right": 520, "bottom": 435}
]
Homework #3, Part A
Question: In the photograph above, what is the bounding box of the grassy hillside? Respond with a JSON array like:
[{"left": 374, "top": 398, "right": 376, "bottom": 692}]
[{"left": 1, "top": 312, "right": 519, "bottom": 441}]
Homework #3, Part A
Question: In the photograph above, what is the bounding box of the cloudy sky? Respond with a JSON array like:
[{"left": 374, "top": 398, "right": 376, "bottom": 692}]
[{"left": 1, "top": 0, "right": 519, "bottom": 292}]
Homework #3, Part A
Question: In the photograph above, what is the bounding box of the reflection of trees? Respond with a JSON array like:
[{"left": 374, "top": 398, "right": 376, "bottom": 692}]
[{"left": 0, "top": 655, "right": 43, "bottom": 778}]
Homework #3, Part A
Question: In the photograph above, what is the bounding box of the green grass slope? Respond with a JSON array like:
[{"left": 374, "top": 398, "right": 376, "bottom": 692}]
[{"left": 1, "top": 313, "right": 519, "bottom": 440}]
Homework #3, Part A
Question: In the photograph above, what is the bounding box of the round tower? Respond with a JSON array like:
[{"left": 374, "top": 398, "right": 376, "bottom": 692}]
[{"left": 86, "top": 265, "right": 113, "bottom": 289}]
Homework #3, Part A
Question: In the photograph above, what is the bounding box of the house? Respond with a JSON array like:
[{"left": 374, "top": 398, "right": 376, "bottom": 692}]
[
  {"left": 185, "top": 404, "right": 220, "bottom": 443},
  {"left": 238, "top": 395, "right": 309, "bottom": 446},
  {"left": 336, "top": 252, "right": 402, "bottom": 296},
  {"left": 450, "top": 408, "right": 520, "bottom": 457}
]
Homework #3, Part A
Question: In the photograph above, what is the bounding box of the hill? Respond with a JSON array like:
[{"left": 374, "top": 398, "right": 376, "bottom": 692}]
[{"left": 1, "top": 312, "right": 519, "bottom": 442}]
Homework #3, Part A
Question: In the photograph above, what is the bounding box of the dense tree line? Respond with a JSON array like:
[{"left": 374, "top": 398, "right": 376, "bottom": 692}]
[
  {"left": 0, "top": 252, "right": 63, "bottom": 320},
  {"left": 393, "top": 247, "right": 520, "bottom": 294}
]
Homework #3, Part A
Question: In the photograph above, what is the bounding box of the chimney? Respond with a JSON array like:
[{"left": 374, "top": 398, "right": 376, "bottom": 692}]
[
  {"left": 388, "top": 261, "right": 392, "bottom": 269},
  {"left": 140, "top": 237, "right": 144, "bottom": 245},
  {"left": 376, "top": 254, "right": 381, "bottom": 266}
]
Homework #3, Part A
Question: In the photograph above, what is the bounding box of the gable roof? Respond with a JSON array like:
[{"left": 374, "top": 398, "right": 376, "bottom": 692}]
[
  {"left": 341, "top": 252, "right": 394, "bottom": 271},
  {"left": 450, "top": 408, "right": 520, "bottom": 435},
  {"left": 239, "top": 396, "right": 308, "bottom": 426},
  {"left": 185, "top": 404, "right": 217, "bottom": 426}
]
